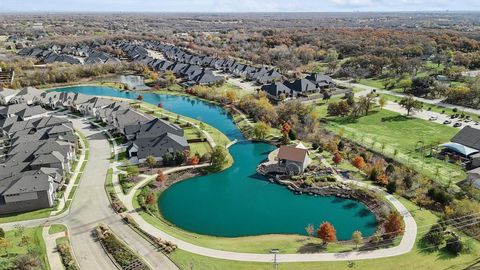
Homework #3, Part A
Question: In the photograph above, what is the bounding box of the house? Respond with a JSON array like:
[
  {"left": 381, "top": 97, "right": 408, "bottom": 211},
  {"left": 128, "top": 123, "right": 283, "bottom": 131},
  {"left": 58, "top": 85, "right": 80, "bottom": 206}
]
[
  {"left": 442, "top": 126, "right": 480, "bottom": 167},
  {"left": 9, "top": 87, "right": 43, "bottom": 105},
  {"left": 0, "top": 174, "right": 55, "bottom": 214},
  {"left": 124, "top": 118, "right": 184, "bottom": 140},
  {"left": 261, "top": 82, "right": 295, "bottom": 101},
  {"left": 277, "top": 144, "right": 311, "bottom": 175},
  {"left": 305, "top": 73, "right": 336, "bottom": 89},
  {"left": 283, "top": 79, "right": 318, "bottom": 95},
  {"left": 126, "top": 132, "right": 189, "bottom": 164}
]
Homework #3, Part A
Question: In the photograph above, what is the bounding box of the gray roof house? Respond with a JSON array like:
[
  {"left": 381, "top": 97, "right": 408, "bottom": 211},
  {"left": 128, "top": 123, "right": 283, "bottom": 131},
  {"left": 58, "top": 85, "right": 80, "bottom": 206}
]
[
  {"left": 124, "top": 118, "right": 184, "bottom": 140},
  {"left": 127, "top": 132, "right": 189, "bottom": 163},
  {"left": 283, "top": 79, "right": 318, "bottom": 95},
  {"left": 0, "top": 87, "right": 17, "bottom": 105}
]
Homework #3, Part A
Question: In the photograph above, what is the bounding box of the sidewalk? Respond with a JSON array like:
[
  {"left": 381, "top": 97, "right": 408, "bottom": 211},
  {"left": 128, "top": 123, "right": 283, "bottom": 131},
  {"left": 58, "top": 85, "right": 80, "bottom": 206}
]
[{"left": 42, "top": 226, "right": 66, "bottom": 270}]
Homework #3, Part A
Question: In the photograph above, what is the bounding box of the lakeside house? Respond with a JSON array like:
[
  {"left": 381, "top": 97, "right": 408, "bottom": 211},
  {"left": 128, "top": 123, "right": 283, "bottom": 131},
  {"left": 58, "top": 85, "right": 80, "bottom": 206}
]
[{"left": 277, "top": 143, "right": 311, "bottom": 175}]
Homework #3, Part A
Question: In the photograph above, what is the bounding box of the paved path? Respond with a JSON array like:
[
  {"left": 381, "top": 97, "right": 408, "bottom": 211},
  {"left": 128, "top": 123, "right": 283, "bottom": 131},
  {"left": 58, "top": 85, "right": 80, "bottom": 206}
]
[
  {"left": 42, "top": 226, "right": 65, "bottom": 270},
  {"left": 115, "top": 153, "right": 417, "bottom": 263}
]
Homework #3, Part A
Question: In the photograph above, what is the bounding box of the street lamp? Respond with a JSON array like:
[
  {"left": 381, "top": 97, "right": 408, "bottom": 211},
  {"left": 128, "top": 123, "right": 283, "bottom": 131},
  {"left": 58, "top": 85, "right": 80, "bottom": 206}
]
[{"left": 270, "top": 249, "right": 280, "bottom": 270}]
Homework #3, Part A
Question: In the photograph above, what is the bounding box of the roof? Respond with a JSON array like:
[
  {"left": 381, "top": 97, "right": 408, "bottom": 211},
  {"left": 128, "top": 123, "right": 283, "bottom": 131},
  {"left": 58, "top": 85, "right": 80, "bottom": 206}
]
[
  {"left": 3, "top": 174, "right": 52, "bottom": 195},
  {"left": 277, "top": 145, "right": 309, "bottom": 163},
  {"left": 441, "top": 142, "right": 479, "bottom": 156},
  {"left": 451, "top": 126, "right": 480, "bottom": 151},
  {"left": 283, "top": 79, "right": 317, "bottom": 93}
]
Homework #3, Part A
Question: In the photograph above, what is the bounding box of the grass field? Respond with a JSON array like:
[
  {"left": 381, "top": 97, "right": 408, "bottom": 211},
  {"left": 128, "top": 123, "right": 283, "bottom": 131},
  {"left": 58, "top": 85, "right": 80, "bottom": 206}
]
[
  {"left": 168, "top": 197, "right": 480, "bottom": 270},
  {"left": 48, "top": 224, "right": 67, "bottom": 235},
  {"left": 325, "top": 109, "right": 465, "bottom": 185},
  {"left": 0, "top": 227, "right": 50, "bottom": 270}
]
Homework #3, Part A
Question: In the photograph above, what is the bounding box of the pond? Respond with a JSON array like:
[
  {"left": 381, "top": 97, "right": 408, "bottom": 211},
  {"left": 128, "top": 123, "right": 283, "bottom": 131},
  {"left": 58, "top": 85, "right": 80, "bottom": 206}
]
[{"left": 54, "top": 85, "right": 377, "bottom": 240}]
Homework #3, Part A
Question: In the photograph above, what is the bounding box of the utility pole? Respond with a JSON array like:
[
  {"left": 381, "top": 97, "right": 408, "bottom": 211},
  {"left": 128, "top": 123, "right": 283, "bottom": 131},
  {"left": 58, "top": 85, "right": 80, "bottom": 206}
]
[{"left": 270, "top": 249, "right": 279, "bottom": 270}]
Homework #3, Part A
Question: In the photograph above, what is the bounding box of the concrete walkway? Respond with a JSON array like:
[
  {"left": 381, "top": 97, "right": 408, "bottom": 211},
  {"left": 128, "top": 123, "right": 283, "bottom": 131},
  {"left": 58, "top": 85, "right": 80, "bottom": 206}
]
[
  {"left": 114, "top": 152, "right": 418, "bottom": 263},
  {"left": 42, "top": 226, "right": 66, "bottom": 270}
]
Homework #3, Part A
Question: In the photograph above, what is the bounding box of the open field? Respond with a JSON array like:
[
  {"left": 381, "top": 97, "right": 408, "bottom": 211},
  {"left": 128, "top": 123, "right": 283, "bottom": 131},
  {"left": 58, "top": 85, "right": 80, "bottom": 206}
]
[{"left": 324, "top": 109, "right": 465, "bottom": 185}]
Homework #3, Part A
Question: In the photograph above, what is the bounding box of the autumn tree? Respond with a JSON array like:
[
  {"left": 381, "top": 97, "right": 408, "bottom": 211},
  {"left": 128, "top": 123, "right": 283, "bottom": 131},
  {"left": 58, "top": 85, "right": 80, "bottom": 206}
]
[
  {"left": 225, "top": 89, "right": 237, "bottom": 103},
  {"left": 164, "top": 70, "right": 177, "bottom": 87},
  {"left": 305, "top": 224, "right": 315, "bottom": 237},
  {"left": 377, "top": 174, "right": 389, "bottom": 186},
  {"left": 358, "top": 93, "right": 376, "bottom": 116},
  {"left": 352, "top": 230, "right": 363, "bottom": 249},
  {"left": 317, "top": 222, "right": 337, "bottom": 244},
  {"left": 145, "top": 192, "right": 155, "bottom": 205},
  {"left": 352, "top": 156, "right": 366, "bottom": 170},
  {"left": 399, "top": 95, "right": 423, "bottom": 116},
  {"left": 156, "top": 169, "right": 167, "bottom": 186},
  {"left": 384, "top": 211, "right": 404, "bottom": 239},
  {"left": 332, "top": 152, "right": 342, "bottom": 166}
]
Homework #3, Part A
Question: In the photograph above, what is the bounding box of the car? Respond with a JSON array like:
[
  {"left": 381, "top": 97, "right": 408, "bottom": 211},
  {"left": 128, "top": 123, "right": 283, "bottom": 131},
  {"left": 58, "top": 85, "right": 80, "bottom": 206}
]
[
  {"left": 443, "top": 120, "right": 452, "bottom": 124},
  {"left": 465, "top": 119, "right": 471, "bottom": 123},
  {"left": 475, "top": 121, "right": 480, "bottom": 125},
  {"left": 454, "top": 122, "right": 462, "bottom": 127},
  {"left": 429, "top": 116, "right": 438, "bottom": 121}
]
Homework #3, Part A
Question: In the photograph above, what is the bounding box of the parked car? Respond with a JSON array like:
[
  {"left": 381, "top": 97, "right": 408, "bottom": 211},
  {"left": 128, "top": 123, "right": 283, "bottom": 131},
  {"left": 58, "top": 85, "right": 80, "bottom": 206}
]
[
  {"left": 443, "top": 120, "right": 452, "bottom": 124},
  {"left": 465, "top": 119, "right": 471, "bottom": 123},
  {"left": 429, "top": 116, "right": 438, "bottom": 121},
  {"left": 454, "top": 122, "right": 462, "bottom": 127},
  {"left": 475, "top": 121, "right": 479, "bottom": 125}
]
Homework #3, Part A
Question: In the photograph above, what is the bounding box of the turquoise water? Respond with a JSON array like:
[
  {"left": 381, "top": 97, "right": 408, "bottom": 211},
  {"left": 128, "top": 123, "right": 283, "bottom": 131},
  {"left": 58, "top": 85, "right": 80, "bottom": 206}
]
[{"left": 54, "top": 86, "right": 377, "bottom": 240}]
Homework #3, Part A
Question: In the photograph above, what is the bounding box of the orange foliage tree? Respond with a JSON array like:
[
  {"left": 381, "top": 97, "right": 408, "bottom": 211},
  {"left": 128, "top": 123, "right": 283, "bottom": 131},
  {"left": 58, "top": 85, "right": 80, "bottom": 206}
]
[
  {"left": 377, "top": 174, "right": 389, "bottom": 186},
  {"left": 145, "top": 192, "right": 155, "bottom": 205},
  {"left": 352, "top": 156, "right": 366, "bottom": 170},
  {"left": 384, "top": 211, "right": 404, "bottom": 238},
  {"left": 156, "top": 169, "right": 167, "bottom": 186},
  {"left": 317, "top": 221, "right": 337, "bottom": 244}
]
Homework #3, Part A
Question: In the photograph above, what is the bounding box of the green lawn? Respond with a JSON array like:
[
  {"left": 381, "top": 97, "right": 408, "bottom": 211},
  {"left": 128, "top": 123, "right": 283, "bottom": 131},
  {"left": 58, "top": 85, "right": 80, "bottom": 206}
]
[
  {"left": 48, "top": 224, "right": 67, "bottom": 235},
  {"left": 168, "top": 197, "right": 480, "bottom": 270},
  {"left": 189, "top": 142, "right": 212, "bottom": 156},
  {"left": 0, "top": 227, "right": 50, "bottom": 270},
  {"left": 325, "top": 109, "right": 465, "bottom": 185}
]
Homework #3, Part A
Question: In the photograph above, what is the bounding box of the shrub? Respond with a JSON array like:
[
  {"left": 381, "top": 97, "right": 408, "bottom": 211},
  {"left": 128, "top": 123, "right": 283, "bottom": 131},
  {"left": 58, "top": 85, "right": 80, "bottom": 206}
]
[
  {"left": 386, "top": 181, "right": 397, "bottom": 194},
  {"left": 445, "top": 235, "right": 463, "bottom": 255}
]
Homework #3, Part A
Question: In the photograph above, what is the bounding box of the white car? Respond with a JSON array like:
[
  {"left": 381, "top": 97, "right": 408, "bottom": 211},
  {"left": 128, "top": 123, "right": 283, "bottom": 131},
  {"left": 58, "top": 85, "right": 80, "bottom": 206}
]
[{"left": 429, "top": 116, "right": 438, "bottom": 121}]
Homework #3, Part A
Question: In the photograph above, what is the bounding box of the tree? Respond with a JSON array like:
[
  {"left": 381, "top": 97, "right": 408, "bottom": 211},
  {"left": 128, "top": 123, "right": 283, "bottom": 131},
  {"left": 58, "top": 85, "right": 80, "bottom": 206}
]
[
  {"left": 399, "top": 95, "right": 423, "bottom": 116},
  {"left": 377, "top": 174, "right": 389, "bottom": 186},
  {"left": 146, "top": 155, "right": 157, "bottom": 168},
  {"left": 188, "top": 154, "right": 200, "bottom": 165},
  {"left": 386, "top": 181, "right": 397, "bottom": 194},
  {"left": 0, "top": 228, "right": 4, "bottom": 238},
  {"left": 225, "top": 89, "right": 238, "bottom": 103},
  {"left": 164, "top": 70, "right": 177, "bottom": 87},
  {"left": 137, "top": 95, "right": 143, "bottom": 101},
  {"left": 0, "top": 237, "right": 11, "bottom": 256},
  {"left": 145, "top": 192, "right": 155, "bottom": 205},
  {"left": 211, "top": 146, "right": 228, "bottom": 171},
  {"left": 156, "top": 169, "right": 167, "bottom": 186},
  {"left": 126, "top": 164, "right": 139, "bottom": 180},
  {"left": 410, "top": 77, "right": 434, "bottom": 97},
  {"left": 358, "top": 93, "right": 376, "bottom": 116},
  {"left": 317, "top": 222, "right": 337, "bottom": 244},
  {"left": 398, "top": 78, "right": 412, "bottom": 92},
  {"left": 252, "top": 122, "right": 270, "bottom": 140},
  {"left": 352, "top": 156, "right": 366, "bottom": 170},
  {"left": 384, "top": 211, "right": 404, "bottom": 238},
  {"left": 378, "top": 96, "right": 387, "bottom": 109},
  {"left": 445, "top": 235, "right": 463, "bottom": 255},
  {"left": 157, "top": 102, "right": 163, "bottom": 108},
  {"left": 332, "top": 152, "right": 342, "bottom": 166},
  {"left": 305, "top": 224, "right": 315, "bottom": 237},
  {"left": 352, "top": 230, "right": 363, "bottom": 249},
  {"left": 423, "top": 224, "right": 445, "bottom": 248}
]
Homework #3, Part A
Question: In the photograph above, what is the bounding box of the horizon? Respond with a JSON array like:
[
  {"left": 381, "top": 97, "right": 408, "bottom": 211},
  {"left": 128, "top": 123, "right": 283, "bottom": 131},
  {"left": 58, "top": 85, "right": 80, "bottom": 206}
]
[{"left": 1, "top": 0, "right": 480, "bottom": 13}]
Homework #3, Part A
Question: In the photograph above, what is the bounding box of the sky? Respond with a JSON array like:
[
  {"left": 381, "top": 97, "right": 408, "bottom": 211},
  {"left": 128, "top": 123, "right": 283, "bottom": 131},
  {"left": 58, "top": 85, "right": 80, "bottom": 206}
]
[{"left": 1, "top": 0, "right": 479, "bottom": 12}]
